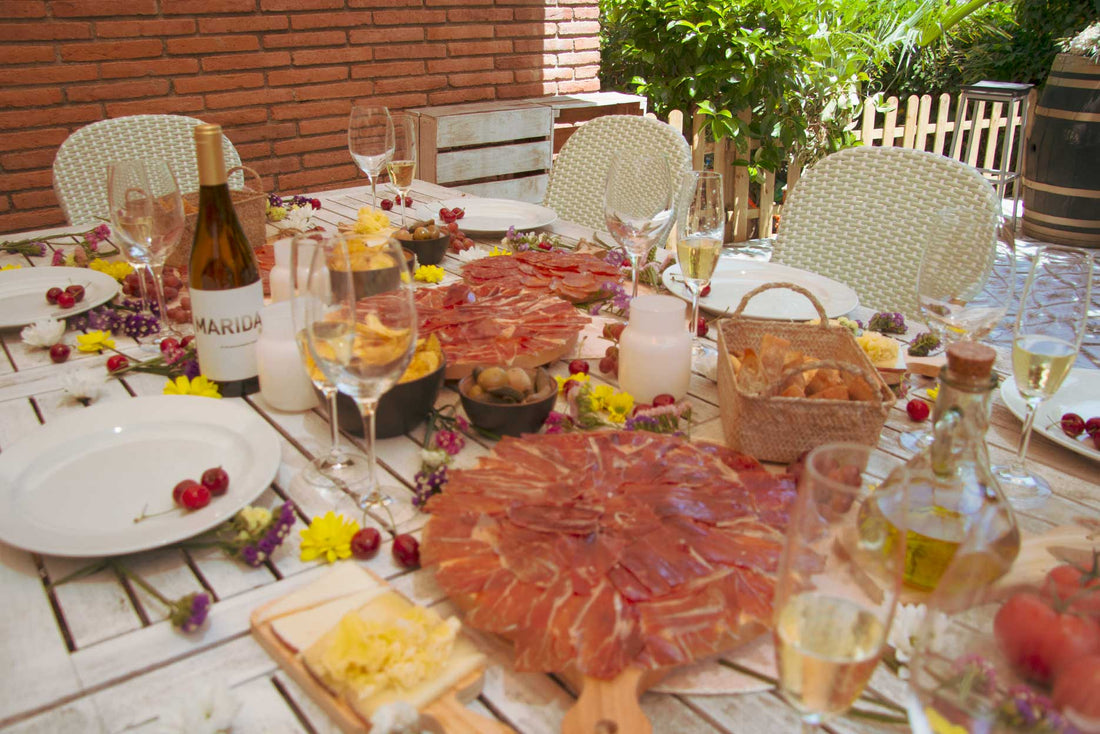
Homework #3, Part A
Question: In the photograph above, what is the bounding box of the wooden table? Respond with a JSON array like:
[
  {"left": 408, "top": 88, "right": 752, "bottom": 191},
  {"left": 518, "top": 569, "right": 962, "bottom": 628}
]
[{"left": 1, "top": 181, "right": 1097, "bottom": 734}]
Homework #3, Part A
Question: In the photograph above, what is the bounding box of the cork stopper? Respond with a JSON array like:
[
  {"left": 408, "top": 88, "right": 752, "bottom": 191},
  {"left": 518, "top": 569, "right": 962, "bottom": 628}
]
[{"left": 945, "top": 341, "right": 996, "bottom": 384}]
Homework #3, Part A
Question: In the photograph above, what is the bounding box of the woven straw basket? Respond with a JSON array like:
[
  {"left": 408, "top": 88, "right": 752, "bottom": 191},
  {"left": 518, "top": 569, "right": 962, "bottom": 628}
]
[
  {"left": 169, "top": 166, "right": 266, "bottom": 269},
  {"left": 716, "top": 283, "right": 894, "bottom": 463}
]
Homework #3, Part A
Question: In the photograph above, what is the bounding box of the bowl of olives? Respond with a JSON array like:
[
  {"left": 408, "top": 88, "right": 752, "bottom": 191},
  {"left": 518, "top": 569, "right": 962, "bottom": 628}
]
[
  {"left": 458, "top": 366, "right": 557, "bottom": 437},
  {"left": 392, "top": 220, "right": 449, "bottom": 266}
]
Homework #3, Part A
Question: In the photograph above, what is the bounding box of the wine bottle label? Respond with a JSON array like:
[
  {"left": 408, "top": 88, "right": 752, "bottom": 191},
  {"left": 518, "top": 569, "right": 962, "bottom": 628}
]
[{"left": 190, "top": 280, "right": 264, "bottom": 382}]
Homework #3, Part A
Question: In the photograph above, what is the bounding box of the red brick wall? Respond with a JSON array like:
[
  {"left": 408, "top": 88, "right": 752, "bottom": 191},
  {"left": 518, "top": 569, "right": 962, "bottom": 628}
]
[{"left": 0, "top": 0, "right": 601, "bottom": 235}]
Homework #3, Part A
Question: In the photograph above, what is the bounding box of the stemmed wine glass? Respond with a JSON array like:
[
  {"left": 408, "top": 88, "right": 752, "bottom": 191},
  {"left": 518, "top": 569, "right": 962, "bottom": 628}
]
[
  {"left": 899, "top": 208, "right": 1013, "bottom": 452},
  {"left": 386, "top": 114, "right": 417, "bottom": 228},
  {"left": 773, "top": 443, "right": 908, "bottom": 732},
  {"left": 289, "top": 232, "right": 372, "bottom": 494},
  {"left": 303, "top": 232, "right": 418, "bottom": 529},
  {"left": 993, "top": 245, "right": 1093, "bottom": 510},
  {"left": 348, "top": 105, "right": 394, "bottom": 210},
  {"left": 107, "top": 159, "right": 186, "bottom": 344},
  {"left": 675, "top": 170, "right": 724, "bottom": 356},
  {"left": 604, "top": 151, "right": 675, "bottom": 298}
]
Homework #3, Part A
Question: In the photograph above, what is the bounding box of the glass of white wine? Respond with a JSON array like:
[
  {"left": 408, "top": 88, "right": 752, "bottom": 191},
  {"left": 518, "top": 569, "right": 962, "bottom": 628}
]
[
  {"left": 604, "top": 151, "right": 675, "bottom": 298},
  {"left": 675, "top": 170, "right": 724, "bottom": 355},
  {"left": 993, "top": 245, "right": 1093, "bottom": 510},
  {"left": 774, "top": 443, "right": 908, "bottom": 732},
  {"left": 348, "top": 105, "right": 394, "bottom": 210},
  {"left": 303, "top": 232, "right": 419, "bottom": 529},
  {"left": 386, "top": 113, "right": 417, "bottom": 228}
]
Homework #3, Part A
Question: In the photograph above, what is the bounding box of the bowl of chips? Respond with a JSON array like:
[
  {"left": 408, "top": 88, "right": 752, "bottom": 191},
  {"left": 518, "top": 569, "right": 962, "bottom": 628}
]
[
  {"left": 323, "top": 334, "right": 446, "bottom": 439},
  {"left": 328, "top": 234, "right": 414, "bottom": 298}
]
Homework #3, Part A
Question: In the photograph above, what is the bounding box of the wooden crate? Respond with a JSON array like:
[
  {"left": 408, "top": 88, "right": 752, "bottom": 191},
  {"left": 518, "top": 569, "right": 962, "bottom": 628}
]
[
  {"left": 413, "top": 101, "right": 553, "bottom": 203},
  {"left": 528, "top": 92, "right": 648, "bottom": 153}
]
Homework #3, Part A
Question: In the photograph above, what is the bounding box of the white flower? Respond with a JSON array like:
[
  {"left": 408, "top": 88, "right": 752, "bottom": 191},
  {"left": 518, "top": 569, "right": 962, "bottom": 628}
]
[
  {"left": 696, "top": 349, "right": 718, "bottom": 382},
  {"left": 888, "top": 603, "right": 947, "bottom": 679},
  {"left": 157, "top": 680, "right": 240, "bottom": 734},
  {"left": 368, "top": 701, "right": 419, "bottom": 734},
  {"left": 283, "top": 205, "right": 314, "bottom": 232},
  {"left": 59, "top": 369, "right": 105, "bottom": 405},
  {"left": 420, "top": 448, "right": 449, "bottom": 469},
  {"left": 21, "top": 318, "right": 66, "bottom": 348},
  {"left": 455, "top": 246, "right": 488, "bottom": 264}
]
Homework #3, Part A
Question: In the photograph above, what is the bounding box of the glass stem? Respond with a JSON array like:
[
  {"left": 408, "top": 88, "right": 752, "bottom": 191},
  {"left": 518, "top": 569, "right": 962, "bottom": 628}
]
[
  {"left": 147, "top": 260, "right": 172, "bottom": 337},
  {"left": 629, "top": 252, "right": 641, "bottom": 299},
  {"left": 323, "top": 386, "right": 347, "bottom": 464},
  {"left": 689, "top": 286, "right": 701, "bottom": 337},
  {"left": 134, "top": 262, "right": 151, "bottom": 313},
  {"left": 356, "top": 398, "right": 382, "bottom": 509},
  {"left": 399, "top": 191, "right": 407, "bottom": 228},
  {"left": 1012, "top": 397, "right": 1041, "bottom": 473},
  {"left": 369, "top": 175, "right": 377, "bottom": 209}
]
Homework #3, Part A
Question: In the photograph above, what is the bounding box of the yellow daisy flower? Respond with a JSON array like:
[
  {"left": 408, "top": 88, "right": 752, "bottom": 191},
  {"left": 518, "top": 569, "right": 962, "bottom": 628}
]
[
  {"left": 76, "top": 330, "right": 115, "bottom": 353},
  {"left": 299, "top": 511, "right": 361, "bottom": 564},
  {"left": 489, "top": 246, "right": 511, "bottom": 257},
  {"left": 554, "top": 372, "right": 590, "bottom": 394},
  {"left": 924, "top": 707, "right": 968, "bottom": 734},
  {"left": 926, "top": 385, "right": 939, "bottom": 402},
  {"left": 605, "top": 391, "right": 635, "bottom": 424},
  {"left": 89, "top": 258, "right": 133, "bottom": 281},
  {"left": 415, "top": 264, "right": 445, "bottom": 283},
  {"left": 589, "top": 384, "right": 615, "bottom": 411},
  {"left": 1, "top": 264, "right": 22, "bottom": 271},
  {"left": 163, "top": 375, "right": 222, "bottom": 399}
]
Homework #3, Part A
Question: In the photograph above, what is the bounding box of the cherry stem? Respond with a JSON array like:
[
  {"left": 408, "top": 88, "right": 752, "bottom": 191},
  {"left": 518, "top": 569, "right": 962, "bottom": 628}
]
[
  {"left": 132, "top": 502, "right": 180, "bottom": 524},
  {"left": 110, "top": 561, "right": 172, "bottom": 607}
]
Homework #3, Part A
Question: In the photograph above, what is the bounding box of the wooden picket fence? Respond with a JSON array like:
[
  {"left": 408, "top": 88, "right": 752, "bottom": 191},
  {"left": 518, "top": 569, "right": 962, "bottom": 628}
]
[{"left": 655, "top": 89, "right": 1037, "bottom": 241}]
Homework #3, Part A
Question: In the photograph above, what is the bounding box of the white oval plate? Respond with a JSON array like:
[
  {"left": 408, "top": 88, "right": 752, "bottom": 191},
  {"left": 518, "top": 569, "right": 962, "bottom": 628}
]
[
  {"left": 1000, "top": 368, "right": 1100, "bottom": 463},
  {"left": 662, "top": 258, "right": 859, "bottom": 321},
  {"left": 0, "top": 266, "right": 120, "bottom": 329},
  {"left": 0, "top": 396, "right": 282, "bottom": 557},
  {"left": 437, "top": 198, "right": 557, "bottom": 234}
]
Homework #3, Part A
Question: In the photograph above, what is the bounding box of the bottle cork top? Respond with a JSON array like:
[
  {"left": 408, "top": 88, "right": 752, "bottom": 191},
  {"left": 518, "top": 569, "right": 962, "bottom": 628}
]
[
  {"left": 945, "top": 341, "right": 996, "bottom": 382},
  {"left": 193, "top": 124, "right": 226, "bottom": 186}
]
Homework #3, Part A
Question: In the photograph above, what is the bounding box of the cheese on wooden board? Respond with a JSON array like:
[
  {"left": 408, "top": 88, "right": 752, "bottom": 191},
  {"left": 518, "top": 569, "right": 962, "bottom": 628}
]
[
  {"left": 271, "top": 587, "right": 388, "bottom": 652},
  {"left": 256, "top": 564, "right": 379, "bottom": 624}
]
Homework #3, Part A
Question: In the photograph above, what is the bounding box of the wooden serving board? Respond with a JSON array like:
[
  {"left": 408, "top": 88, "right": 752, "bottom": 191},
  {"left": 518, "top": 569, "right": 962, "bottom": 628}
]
[
  {"left": 250, "top": 576, "right": 514, "bottom": 734},
  {"left": 443, "top": 332, "right": 579, "bottom": 381}
]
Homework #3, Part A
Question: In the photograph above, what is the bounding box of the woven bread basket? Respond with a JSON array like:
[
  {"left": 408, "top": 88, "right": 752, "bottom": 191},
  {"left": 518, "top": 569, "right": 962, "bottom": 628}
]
[
  {"left": 716, "top": 282, "right": 894, "bottom": 463},
  {"left": 169, "top": 165, "right": 266, "bottom": 269}
]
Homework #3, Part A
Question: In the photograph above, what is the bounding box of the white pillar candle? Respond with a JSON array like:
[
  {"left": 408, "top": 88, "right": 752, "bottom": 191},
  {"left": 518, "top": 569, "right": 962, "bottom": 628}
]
[
  {"left": 256, "top": 300, "right": 318, "bottom": 412},
  {"left": 269, "top": 237, "right": 317, "bottom": 303},
  {"left": 618, "top": 294, "right": 691, "bottom": 404}
]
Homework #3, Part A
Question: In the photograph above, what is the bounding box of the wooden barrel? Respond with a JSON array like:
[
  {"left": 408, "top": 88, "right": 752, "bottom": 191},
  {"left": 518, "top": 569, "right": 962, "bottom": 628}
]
[{"left": 1022, "top": 54, "right": 1100, "bottom": 247}]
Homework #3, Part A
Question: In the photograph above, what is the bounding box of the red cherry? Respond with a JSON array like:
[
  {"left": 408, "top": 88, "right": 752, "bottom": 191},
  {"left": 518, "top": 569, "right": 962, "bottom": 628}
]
[
  {"left": 172, "top": 479, "right": 199, "bottom": 506},
  {"left": 446, "top": 221, "right": 459, "bottom": 234},
  {"left": 392, "top": 534, "right": 420, "bottom": 568},
  {"left": 56, "top": 291, "right": 75, "bottom": 309},
  {"left": 46, "top": 286, "right": 64, "bottom": 304},
  {"left": 200, "top": 466, "right": 229, "bottom": 496},
  {"left": 403, "top": 196, "right": 413, "bottom": 207},
  {"left": 49, "top": 343, "right": 71, "bottom": 363},
  {"left": 159, "top": 337, "right": 181, "bottom": 354},
  {"left": 696, "top": 317, "right": 708, "bottom": 338},
  {"left": 567, "top": 359, "right": 590, "bottom": 376},
  {"left": 351, "top": 527, "right": 382, "bottom": 559},
  {"left": 106, "top": 354, "right": 129, "bottom": 372},
  {"left": 180, "top": 482, "right": 211, "bottom": 511},
  {"left": 652, "top": 393, "right": 676, "bottom": 407},
  {"left": 451, "top": 207, "right": 464, "bottom": 219},
  {"left": 632, "top": 403, "right": 651, "bottom": 416},
  {"left": 439, "top": 208, "right": 454, "bottom": 223},
  {"left": 180, "top": 335, "right": 195, "bottom": 349},
  {"left": 65, "top": 284, "right": 86, "bottom": 303},
  {"left": 700, "top": 284, "right": 712, "bottom": 297},
  {"left": 1061, "top": 413, "right": 1086, "bottom": 437},
  {"left": 598, "top": 355, "right": 616, "bottom": 374},
  {"left": 380, "top": 198, "right": 393, "bottom": 211},
  {"left": 309, "top": 198, "right": 321, "bottom": 210},
  {"left": 1092, "top": 433, "right": 1100, "bottom": 451},
  {"left": 906, "top": 399, "right": 930, "bottom": 422},
  {"left": 1086, "top": 417, "right": 1100, "bottom": 437}
]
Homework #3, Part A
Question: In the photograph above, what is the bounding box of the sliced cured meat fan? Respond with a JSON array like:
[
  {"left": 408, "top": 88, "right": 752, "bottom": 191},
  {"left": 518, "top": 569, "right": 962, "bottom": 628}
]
[
  {"left": 421, "top": 431, "right": 799, "bottom": 680},
  {"left": 461, "top": 250, "right": 623, "bottom": 303}
]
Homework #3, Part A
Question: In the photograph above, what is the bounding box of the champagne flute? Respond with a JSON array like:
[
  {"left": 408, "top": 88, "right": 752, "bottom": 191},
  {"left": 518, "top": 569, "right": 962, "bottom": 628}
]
[
  {"left": 604, "top": 151, "right": 675, "bottom": 298},
  {"left": 774, "top": 443, "right": 908, "bottom": 732},
  {"left": 107, "top": 159, "right": 186, "bottom": 343},
  {"left": 289, "top": 232, "right": 372, "bottom": 493},
  {"left": 348, "top": 105, "right": 394, "bottom": 210},
  {"left": 304, "top": 232, "right": 418, "bottom": 529},
  {"left": 993, "top": 245, "right": 1093, "bottom": 510},
  {"left": 675, "top": 170, "right": 723, "bottom": 355},
  {"left": 386, "top": 114, "right": 417, "bottom": 228},
  {"left": 900, "top": 208, "right": 1014, "bottom": 452}
]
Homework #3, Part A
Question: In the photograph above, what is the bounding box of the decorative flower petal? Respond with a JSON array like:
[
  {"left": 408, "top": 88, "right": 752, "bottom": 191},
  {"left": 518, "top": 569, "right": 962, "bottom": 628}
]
[{"left": 21, "top": 318, "right": 66, "bottom": 348}]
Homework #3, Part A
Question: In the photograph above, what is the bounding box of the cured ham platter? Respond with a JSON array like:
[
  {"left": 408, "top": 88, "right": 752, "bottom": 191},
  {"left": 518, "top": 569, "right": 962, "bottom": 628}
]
[{"left": 461, "top": 250, "right": 622, "bottom": 304}]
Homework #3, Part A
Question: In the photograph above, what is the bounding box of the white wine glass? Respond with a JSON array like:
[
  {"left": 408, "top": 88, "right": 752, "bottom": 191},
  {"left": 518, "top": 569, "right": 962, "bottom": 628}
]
[
  {"left": 900, "top": 208, "right": 1013, "bottom": 452},
  {"left": 604, "top": 151, "right": 675, "bottom": 298},
  {"left": 304, "top": 232, "right": 418, "bottom": 530},
  {"left": 289, "top": 232, "right": 371, "bottom": 495},
  {"left": 774, "top": 443, "right": 908, "bottom": 732},
  {"left": 675, "top": 170, "right": 723, "bottom": 356},
  {"left": 107, "top": 159, "right": 186, "bottom": 343},
  {"left": 993, "top": 245, "right": 1093, "bottom": 510},
  {"left": 386, "top": 113, "right": 417, "bottom": 229},
  {"left": 348, "top": 105, "right": 394, "bottom": 210}
]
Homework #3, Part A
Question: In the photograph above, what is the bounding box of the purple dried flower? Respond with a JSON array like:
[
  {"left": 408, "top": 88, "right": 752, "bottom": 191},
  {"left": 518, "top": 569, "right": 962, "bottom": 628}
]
[
  {"left": 604, "top": 249, "right": 627, "bottom": 268},
  {"left": 413, "top": 466, "right": 448, "bottom": 507},
  {"left": 170, "top": 592, "right": 210, "bottom": 633},
  {"left": 93, "top": 224, "right": 110, "bottom": 240},
  {"left": 123, "top": 312, "right": 159, "bottom": 339},
  {"left": 588, "top": 302, "right": 603, "bottom": 316},
  {"left": 868, "top": 311, "right": 907, "bottom": 335},
  {"left": 433, "top": 429, "right": 465, "bottom": 456},
  {"left": 454, "top": 416, "right": 470, "bottom": 433},
  {"left": 240, "top": 545, "right": 260, "bottom": 566},
  {"left": 515, "top": 241, "right": 530, "bottom": 252},
  {"left": 181, "top": 359, "right": 201, "bottom": 379},
  {"left": 505, "top": 225, "right": 517, "bottom": 240},
  {"left": 268, "top": 194, "right": 283, "bottom": 208}
]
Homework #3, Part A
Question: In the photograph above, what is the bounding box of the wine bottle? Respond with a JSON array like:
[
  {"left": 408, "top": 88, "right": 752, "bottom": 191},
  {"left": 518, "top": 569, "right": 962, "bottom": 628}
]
[{"left": 188, "top": 124, "right": 263, "bottom": 397}]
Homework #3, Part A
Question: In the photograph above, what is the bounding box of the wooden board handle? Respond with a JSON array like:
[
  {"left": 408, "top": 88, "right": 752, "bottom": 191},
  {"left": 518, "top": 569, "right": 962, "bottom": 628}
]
[
  {"left": 421, "top": 691, "right": 516, "bottom": 734},
  {"left": 561, "top": 669, "right": 652, "bottom": 734}
]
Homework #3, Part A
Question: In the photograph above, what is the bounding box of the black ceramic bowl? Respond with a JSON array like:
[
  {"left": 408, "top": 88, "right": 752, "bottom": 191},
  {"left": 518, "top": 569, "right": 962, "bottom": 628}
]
[
  {"left": 458, "top": 367, "right": 557, "bottom": 437},
  {"left": 329, "top": 249, "right": 414, "bottom": 300},
  {"left": 320, "top": 359, "right": 445, "bottom": 439},
  {"left": 402, "top": 233, "right": 450, "bottom": 266}
]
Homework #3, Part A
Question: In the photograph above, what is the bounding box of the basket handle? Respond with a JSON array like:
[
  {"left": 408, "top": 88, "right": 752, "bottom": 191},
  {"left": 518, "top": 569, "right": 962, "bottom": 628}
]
[
  {"left": 731, "top": 282, "right": 830, "bottom": 326},
  {"left": 227, "top": 165, "right": 264, "bottom": 193},
  {"left": 769, "top": 358, "right": 894, "bottom": 410}
]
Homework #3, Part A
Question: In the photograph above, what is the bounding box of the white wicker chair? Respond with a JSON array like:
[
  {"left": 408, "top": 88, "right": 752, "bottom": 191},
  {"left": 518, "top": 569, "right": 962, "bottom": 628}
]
[
  {"left": 543, "top": 115, "right": 692, "bottom": 236},
  {"left": 53, "top": 115, "right": 242, "bottom": 226},
  {"left": 771, "top": 146, "right": 1001, "bottom": 320}
]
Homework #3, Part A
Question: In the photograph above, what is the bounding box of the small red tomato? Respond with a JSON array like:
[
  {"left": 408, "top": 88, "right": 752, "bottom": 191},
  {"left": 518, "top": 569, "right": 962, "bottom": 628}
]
[
  {"left": 106, "top": 354, "right": 129, "bottom": 372},
  {"left": 49, "top": 343, "right": 71, "bottom": 363},
  {"left": 180, "top": 482, "right": 211, "bottom": 511},
  {"left": 1042, "top": 563, "right": 1100, "bottom": 618},
  {"left": 380, "top": 198, "right": 393, "bottom": 211},
  {"left": 1053, "top": 655, "right": 1100, "bottom": 724},
  {"left": 159, "top": 337, "right": 180, "bottom": 354},
  {"left": 700, "top": 284, "right": 711, "bottom": 297},
  {"left": 1086, "top": 417, "right": 1100, "bottom": 437},
  {"left": 56, "top": 291, "right": 76, "bottom": 309},
  {"left": 1062, "top": 413, "right": 1086, "bottom": 437},
  {"left": 173, "top": 479, "right": 201, "bottom": 507},
  {"left": 350, "top": 527, "right": 381, "bottom": 559},
  {"left": 180, "top": 335, "right": 194, "bottom": 349},
  {"left": 392, "top": 534, "right": 420, "bottom": 568},
  {"left": 696, "top": 316, "right": 708, "bottom": 338},
  {"left": 65, "top": 284, "right": 85, "bottom": 303},
  {"left": 567, "top": 359, "right": 590, "bottom": 376},
  {"left": 995, "top": 591, "right": 1100, "bottom": 685},
  {"left": 45, "top": 286, "right": 63, "bottom": 304},
  {"left": 200, "top": 466, "right": 229, "bottom": 496},
  {"left": 906, "top": 399, "right": 930, "bottom": 422},
  {"left": 652, "top": 393, "right": 676, "bottom": 407}
]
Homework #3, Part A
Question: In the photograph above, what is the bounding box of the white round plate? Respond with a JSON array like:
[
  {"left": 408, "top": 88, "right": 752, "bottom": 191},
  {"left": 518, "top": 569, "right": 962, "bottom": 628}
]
[
  {"left": 437, "top": 198, "right": 557, "bottom": 234},
  {"left": 0, "top": 396, "right": 282, "bottom": 557},
  {"left": 0, "top": 266, "right": 120, "bottom": 329},
  {"left": 1000, "top": 369, "right": 1100, "bottom": 463},
  {"left": 662, "top": 258, "right": 859, "bottom": 320}
]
